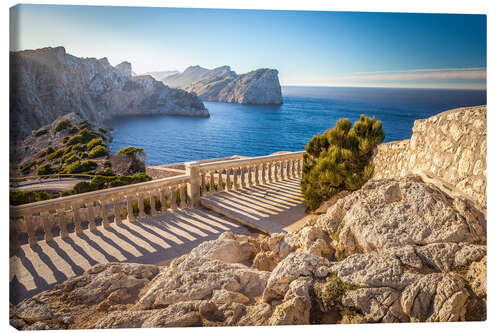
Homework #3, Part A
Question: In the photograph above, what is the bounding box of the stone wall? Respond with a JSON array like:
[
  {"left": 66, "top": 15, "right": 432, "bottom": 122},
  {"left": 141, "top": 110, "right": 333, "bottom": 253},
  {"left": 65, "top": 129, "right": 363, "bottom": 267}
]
[{"left": 372, "top": 105, "right": 486, "bottom": 212}]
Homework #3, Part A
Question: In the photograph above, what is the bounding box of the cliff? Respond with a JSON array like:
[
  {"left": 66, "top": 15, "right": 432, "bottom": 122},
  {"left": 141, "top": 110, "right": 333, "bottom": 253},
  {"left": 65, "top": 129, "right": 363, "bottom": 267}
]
[
  {"left": 163, "top": 65, "right": 283, "bottom": 105},
  {"left": 10, "top": 47, "right": 209, "bottom": 140}
]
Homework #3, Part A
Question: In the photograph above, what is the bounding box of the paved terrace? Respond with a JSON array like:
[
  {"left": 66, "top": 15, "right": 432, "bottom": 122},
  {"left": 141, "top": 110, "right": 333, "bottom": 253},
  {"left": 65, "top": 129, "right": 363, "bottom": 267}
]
[{"left": 10, "top": 151, "right": 306, "bottom": 304}]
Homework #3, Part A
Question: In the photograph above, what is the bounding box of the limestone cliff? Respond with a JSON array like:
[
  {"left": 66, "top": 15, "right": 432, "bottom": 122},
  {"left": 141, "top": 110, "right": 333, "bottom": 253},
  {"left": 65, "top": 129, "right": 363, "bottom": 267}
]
[
  {"left": 163, "top": 65, "right": 283, "bottom": 105},
  {"left": 10, "top": 47, "right": 209, "bottom": 140}
]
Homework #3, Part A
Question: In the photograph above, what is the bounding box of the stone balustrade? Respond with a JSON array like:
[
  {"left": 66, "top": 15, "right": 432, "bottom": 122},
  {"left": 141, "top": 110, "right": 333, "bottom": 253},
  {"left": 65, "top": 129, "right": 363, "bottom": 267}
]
[
  {"left": 10, "top": 174, "right": 191, "bottom": 248},
  {"left": 193, "top": 151, "right": 304, "bottom": 200},
  {"left": 10, "top": 151, "right": 305, "bottom": 249}
]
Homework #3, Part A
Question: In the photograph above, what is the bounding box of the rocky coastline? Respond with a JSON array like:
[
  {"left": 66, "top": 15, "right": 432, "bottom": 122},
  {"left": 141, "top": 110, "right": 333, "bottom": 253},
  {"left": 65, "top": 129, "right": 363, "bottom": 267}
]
[
  {"left": 10, "top": 47, "right": 209, "bottom": 141},
  {"left": 10, "top": 106, "right": 487, "bottom": 328},
  {"left": 162, "top": 65, "right": 283, "bottom": 105}
]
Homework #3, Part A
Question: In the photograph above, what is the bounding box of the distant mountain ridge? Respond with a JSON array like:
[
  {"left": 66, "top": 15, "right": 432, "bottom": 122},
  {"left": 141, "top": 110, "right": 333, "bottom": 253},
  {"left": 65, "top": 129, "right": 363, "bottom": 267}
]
[
  {"left": 10, "top": 47, "right": 209, "bottom": 140},
  {"left": 143, "top": 70, "right": 180, "bottom": 82},
  {"left": 162, "top": 65, "right": 283, "bottom": 105}
]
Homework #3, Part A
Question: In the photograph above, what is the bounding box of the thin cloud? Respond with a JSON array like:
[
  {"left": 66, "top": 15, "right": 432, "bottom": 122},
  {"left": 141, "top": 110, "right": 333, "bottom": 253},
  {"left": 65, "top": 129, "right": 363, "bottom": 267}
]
[{"left": 342, "top": 68, "right": 486, "bottom": 81}]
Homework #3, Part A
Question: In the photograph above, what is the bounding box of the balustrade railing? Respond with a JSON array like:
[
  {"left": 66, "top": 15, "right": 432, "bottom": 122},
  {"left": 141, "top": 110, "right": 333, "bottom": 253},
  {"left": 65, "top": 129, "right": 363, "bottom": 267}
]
[
  {"left": 10, "top": 151, "right": 305, "bottom": 249},
  {"left": 10, "top": 174, "right": 190, "bottom": 248},
  {"left": 196, "top": 151, "right": 304, "bottom": 196}
]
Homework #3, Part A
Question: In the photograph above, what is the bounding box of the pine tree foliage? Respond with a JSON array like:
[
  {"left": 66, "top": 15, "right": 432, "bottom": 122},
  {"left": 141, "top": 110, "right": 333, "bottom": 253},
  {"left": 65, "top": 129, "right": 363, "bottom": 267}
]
[{"left": 301, "top": 115, "right": 385, "bottom": 211}]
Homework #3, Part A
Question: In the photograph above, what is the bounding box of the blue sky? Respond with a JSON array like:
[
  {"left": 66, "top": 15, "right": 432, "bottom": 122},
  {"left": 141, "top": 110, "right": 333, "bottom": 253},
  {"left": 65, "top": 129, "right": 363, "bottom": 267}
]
[{"left": 10, "top": 4, "right": 486, "bottom": 89}]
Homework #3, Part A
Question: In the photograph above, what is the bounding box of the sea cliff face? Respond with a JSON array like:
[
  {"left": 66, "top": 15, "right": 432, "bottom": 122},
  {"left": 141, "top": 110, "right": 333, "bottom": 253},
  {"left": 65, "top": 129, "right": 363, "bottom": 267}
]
[
  {"left": 163, "top": 65, "right": 283, "bottom": 105},
  {"left": 10, "top": 47, "right": 209, "bottom": 140}
]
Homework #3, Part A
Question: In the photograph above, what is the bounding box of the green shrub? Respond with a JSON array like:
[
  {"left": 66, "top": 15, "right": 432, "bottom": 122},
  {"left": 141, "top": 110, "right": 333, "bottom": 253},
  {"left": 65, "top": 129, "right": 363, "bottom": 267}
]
[
  {"left": 318, "top": 274, "right": 358, "bottom": 313},
  {"left": 87, "top": 138, "right": 105, "bottom": 151},
  {"left": 63, "top": 160, "right": 97, "bottom": 174},
  {"left": 79, "top": 120, "right": 90, "bottom": 130},
  {"left": 53, "top": 119, "right": 70, "bottom": 133},
  {"left": 96, "top": 169, "right": 115, "bottom": 176},
  {"left": 301, "top": 115, "right": 384, "bottom": 211},
  {"left": 104, "top": 160, "right": 112, "bottom": 168},
  {"left": 67, "top": 128, "right": 99, "bottom": 146},
  {"left": 20, "top": 161, "right": 36, "bottom": 175},
  {"left": 88, "top": 145, "right": 108, "bottom": 158},
  {"left": 10, "top": 190, "right": 58, "bottom": 205},
  {"left": 63, "top": 153, "right": 78, "bottom": 164},
  {"left": 69, "top": 125, "right": 79, "bottom": 134},
  {"left": 36, "top": 163, "right": 56, "bottom": 175},
  {"left": 117, "top": 146, "right": 144, "bottom": 156},
  {"left": 47, "top": 148, "right": 65, "bottom": 161},
  {"left": 98, "top": 127, "right": 108, "bottom": 134},
  {"left": 73, "top": 181, "right": 93, "bottom": 194},
  {"left": 34, "top": 129, "right": 48, "bottom": 137}
]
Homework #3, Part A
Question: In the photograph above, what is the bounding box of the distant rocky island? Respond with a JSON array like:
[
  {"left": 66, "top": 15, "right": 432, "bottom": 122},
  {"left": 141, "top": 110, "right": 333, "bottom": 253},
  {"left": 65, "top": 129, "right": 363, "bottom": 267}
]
[
  {"left": 10, "top": 47, "right": 209, "bottom": 140},
  {"left": 160, "top": 65, "right": 283, "bottom": 105}
]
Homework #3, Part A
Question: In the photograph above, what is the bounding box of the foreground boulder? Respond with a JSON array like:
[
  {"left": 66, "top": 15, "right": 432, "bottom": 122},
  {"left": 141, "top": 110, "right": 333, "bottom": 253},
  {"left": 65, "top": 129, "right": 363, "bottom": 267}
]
[{"left": 317, "top": 176, "right": 486, "bottom": 257}]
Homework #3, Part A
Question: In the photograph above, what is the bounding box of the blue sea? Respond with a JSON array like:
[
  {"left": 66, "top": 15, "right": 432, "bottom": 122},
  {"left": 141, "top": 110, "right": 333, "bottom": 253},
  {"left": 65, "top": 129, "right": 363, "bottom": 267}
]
[{"left": 107, "top": 86, "right": 486, "bottom": 166}]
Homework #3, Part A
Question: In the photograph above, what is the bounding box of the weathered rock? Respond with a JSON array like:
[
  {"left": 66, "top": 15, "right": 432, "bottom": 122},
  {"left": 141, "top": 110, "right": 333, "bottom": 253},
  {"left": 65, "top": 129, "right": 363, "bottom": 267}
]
[
  {"left": 401, "top": 273, "right": 469, "bottom": 322},
  {"left": 320, "top": 177, "right": 485, "bottom": 256},
  {"left": 263, "top": 252, "right": 330, "bottom": 301},
  {"left": 135, "top": 233, "right": 268, "bottom": 309},
  {"left": 236, "top": 303, "right": 274, "bottom": 326},
  {"left": 269, "top": 277, "right": 312, "bottom": 325},
  {"left": 467, "top": 256, "right": 487, "bottom": 298},
  {"left": 342, "top": 287, "right": 408, "bottom": 323},
  {"left": 415, "top": 242, "right": 486, "bottom": 272}
]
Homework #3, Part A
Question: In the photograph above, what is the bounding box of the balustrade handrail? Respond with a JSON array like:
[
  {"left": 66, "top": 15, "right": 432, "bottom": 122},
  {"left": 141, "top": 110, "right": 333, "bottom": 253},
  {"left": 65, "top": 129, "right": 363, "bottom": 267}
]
[
  {"left": 10, "top": 173, "right": 190, "bottom": 215},
  {"left": 198, "top": 150, "right": 305, "bottom": 171}
]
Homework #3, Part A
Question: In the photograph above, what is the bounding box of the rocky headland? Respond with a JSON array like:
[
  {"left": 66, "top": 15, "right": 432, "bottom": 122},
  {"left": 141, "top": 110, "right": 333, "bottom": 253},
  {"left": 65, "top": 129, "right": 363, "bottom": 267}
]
[
  {"left": 162, "top": 65, "right": 283, "bottom": 105},
  {"left": 10, "top": 47, "right": 209, "bottom": 140},
  {"left": 10, "top": 106, "right": 486, "bottom": 328}
]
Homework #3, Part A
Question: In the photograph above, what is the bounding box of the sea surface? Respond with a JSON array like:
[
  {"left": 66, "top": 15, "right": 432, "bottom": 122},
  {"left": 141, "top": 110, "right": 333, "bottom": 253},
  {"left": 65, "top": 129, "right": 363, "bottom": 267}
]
[{"left": 107, "top": 86, "right": 486, "bottom": 166}]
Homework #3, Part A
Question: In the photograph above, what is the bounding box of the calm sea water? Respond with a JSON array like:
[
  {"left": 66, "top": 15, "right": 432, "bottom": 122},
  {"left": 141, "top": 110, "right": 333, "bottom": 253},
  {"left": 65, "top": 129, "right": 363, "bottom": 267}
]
[{"left": 107, "top": 86, "right": 486, "bottom": 166}]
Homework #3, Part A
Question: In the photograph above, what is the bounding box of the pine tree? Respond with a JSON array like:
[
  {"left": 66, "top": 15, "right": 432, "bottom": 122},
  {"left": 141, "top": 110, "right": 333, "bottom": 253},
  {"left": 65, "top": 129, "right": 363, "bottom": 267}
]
[{"left": 301, "top": 115, "right": 385, "bottom": 211}]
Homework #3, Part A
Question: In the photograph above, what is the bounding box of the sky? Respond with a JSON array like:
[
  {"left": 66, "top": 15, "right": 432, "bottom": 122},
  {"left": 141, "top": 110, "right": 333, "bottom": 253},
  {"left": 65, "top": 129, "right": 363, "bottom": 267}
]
[{"left": 10, "top": 4, "right": 486, "bottom": 89}]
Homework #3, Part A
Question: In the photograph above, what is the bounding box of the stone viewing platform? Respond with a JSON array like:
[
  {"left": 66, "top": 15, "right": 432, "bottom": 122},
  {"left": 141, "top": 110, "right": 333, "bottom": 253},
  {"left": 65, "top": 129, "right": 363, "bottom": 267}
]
[{"left": 10, "top": 150, "right": 306, "bottom": 304}]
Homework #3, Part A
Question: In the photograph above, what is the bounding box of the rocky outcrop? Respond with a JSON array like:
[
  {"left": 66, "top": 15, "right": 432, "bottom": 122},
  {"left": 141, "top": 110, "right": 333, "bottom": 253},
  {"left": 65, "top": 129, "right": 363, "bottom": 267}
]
[
  {"left": 163, "top": 65, "right": 283, "bottom": 105},
  {"left": 10, "top": 47, "right": 209, "bottom": 140},
  {"left": 317, "top": 176, "right": 486, "bottom": 257},
  {"left": 372, "top": 105, "right": 486, "bottom": 212}
]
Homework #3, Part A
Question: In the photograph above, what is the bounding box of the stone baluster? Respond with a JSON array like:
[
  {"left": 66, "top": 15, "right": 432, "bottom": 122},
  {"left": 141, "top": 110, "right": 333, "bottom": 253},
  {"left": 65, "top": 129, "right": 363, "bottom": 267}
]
[
  {"left": 252, "top": 165, "right": 258, "bottom": 186},
  {"left": 267, "top": 162, "right": 272, "bottom": 183},
  {"left": 87, "top": 201, "right": 97, "bottom": 231},
  {"left": 71, "top": 203, "right": 83, "bottom": 235},
  {"left": 41, "top": 211, "right": 53, "bottom": 243},
  {"left": 200, "top": 172, "right": 206, "bottom": 194},
  {"left": 180, "top": 184, "right": 187, "bottom": 208},
  {"left": 112, "top": 197, "right": 123, "bottom": 224},
  {"left": 58, "top": 210, "right": 69, "bottom": 239},
  {"left": 298, "top": 159, "right": 303, "bottom": 176},
  {"left": 260, "top": 163, "right": 266, "bottom": 184},
  {"left": 136, "top": 194, "right": 146, "bottom": 218},
  {"left": 170, "top": 186, "right": 178, "bottom": 210},
  {"left": 274, "top": 162, "right": 278, "bottom": 181},
  {"left": 280, "top": 160, "right": 286, "bottom": 180},
  {"left": 287, "top": 160, "right": 292, "bottom": 178},
  {"left": 224, "top": 168, "right": 230, "bottom": 191},
  {"left": 24, "top": 214, "right": 37, "bottom": 247},
  {"left": 249, "top": 165, "right": 255, "bottom": 186},
  {"left": 100, "top": 200, "right": 111, "bottom": 228},
  {"left": 9, "top": 218, "right": 20, "bottom": 250},
  {"left": 159, "top": 190, "right": 167, "bottom": 213},
  {"left": 241, "top": 166, "right": 247, "bottom": 189},
  {"left": 217, "top": 170, "right": 223, "bottom": 192},
  {"left": 208, "top": 171, "right": 213, "bottom": 192},
  {"left": 126, "top": 195, "right": 136, "bottom": 222},
  {"left": 149, "top": 191, "right": 158, "bottom": 216}
]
